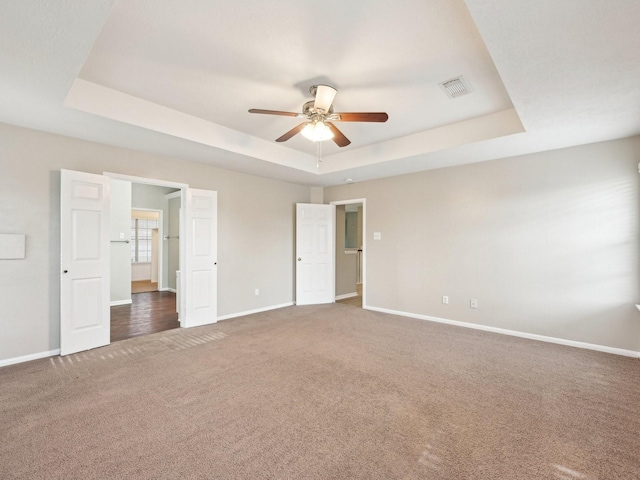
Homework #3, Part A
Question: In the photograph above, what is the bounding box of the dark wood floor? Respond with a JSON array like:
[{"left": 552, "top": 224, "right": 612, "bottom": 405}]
[{"left": 111, "top": 291, "right": 179, "bottom": 343}]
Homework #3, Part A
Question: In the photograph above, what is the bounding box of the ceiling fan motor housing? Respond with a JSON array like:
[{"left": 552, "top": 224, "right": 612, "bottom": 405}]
[{"left": 303, "top": 100, "right": 333, "bottom": 117}]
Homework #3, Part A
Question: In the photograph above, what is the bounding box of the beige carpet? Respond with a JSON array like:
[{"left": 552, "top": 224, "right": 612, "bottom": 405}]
[{"left": 1, "top": 304, "right": 639, "bottom": 479}]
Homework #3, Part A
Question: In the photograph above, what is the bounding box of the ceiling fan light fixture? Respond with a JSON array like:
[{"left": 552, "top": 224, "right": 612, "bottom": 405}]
[{"left": 301, "top": 121, "right": 334, "bottom": 142}]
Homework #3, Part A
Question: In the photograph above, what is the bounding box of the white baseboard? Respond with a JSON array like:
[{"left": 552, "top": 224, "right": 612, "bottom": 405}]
[
  {"left": 167, "top": 288, "right": 177, "bottom": 294},
  {"left": 365, "top": 306, "right": 640, "bottom": 358},
  {"left": 158, "top": 287, "right": 170, "bottom": 292},
  {"left": 217, "top": 302, "right": 294, "bottom": 322},
  {"left": 336, "top": 292, "right": 358, "bottom": 301},
  {"left": 110, "top": 299, "right": 132, "bottom": 306},
  {"left": 6, "top": 306, "right": 634, "bottom": 368},
  {"left": 0, "top": 349, "right": 61, "bottom": 368}
]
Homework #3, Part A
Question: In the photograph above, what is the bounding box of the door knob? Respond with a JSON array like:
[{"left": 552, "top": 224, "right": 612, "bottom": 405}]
[
  {"left": 297, "top": 258, "right": 301, "bottom": 261},
  {"left": 63, "top": 270, "right": 68, "bottom": 273}
]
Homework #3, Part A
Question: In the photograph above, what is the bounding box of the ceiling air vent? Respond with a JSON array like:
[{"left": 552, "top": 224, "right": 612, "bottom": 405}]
[{"left": 439, "top": 76, "right": 470, "bottom": 98}]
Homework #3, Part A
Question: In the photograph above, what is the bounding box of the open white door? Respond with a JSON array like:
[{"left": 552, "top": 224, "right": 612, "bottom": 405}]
[
  {"left": 296, "top": 203, "right": 335, "bottom": 305},
  {"left": 60, "top": 169, "right": 110, "bottom": 355},
  {"left": 183, "top": 188, "right": 217, "bottom": 327}
]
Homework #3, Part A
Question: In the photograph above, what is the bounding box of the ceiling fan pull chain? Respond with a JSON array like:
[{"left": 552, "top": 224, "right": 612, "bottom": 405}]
[{"left": 316, "top": 141, "right": 322, "bottom": 168}]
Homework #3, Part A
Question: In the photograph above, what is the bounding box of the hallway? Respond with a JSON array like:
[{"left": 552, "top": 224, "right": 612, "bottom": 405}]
[{"left": 336, "top": 283, "right": 362, "bottom": 308}]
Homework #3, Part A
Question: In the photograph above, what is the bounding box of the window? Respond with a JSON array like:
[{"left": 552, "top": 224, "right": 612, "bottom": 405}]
[{"left": 131, "top": 218, "right": 158, "bottom": 263}]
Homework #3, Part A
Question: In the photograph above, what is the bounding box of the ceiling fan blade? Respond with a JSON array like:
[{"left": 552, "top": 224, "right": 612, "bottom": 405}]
[
  {"left": 275, "top": 123, "right": 306, "bottom": 142},
  {"left": 314, "top": 85, "right": 337, "bottom": 114},
  {"left": 249, "top": 109, "right": 300, "bottom": 117},
  {"left": 334, "top": 112, "right": 389, "bottom": 122},
  {"left": 326, "top": 122, "right": 351, "bottom": 147}
]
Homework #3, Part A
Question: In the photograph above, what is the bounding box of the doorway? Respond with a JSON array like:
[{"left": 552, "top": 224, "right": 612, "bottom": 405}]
[
  {"left": 60, "top": 169, "right": 219, "bottom": 356},
  {"left": 109, "top": 180, "right": 182, "bottom": 342},
  {"left": 331, "top": 198, "right": 366, "bottom": 308}
]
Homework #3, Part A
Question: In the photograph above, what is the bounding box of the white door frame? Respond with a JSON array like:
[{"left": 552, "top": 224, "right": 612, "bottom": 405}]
[
  {"left": 330, "top": 198, "right": 366, "bottom": 308},
  {"left": 164, "top": 190, "right": 182, "bottom": 295}
]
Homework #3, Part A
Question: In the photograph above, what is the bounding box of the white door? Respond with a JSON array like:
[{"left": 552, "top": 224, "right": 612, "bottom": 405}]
[
  {"left": 60, "top": 169, "right": 110, "bottom": 355},
  {"left": 296, "top": 203, "right": 335, "bottom": 305},
  {"left": 182, "top": 188, "right": 217, "bottom": 327}
]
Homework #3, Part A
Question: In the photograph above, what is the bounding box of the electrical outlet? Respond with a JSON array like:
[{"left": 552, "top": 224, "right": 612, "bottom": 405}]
[
  {"left": 470, "top": 298, "right": 478, "bottom": 309},
  {"left": 255, "top": 288, "right": 260, "bottom": 296},
  {"left": 119, "top": 232, "right": 125, "bottom": 239},
  {"left": 442, "top": 295, "right": 449, "bottom": 304},
  {"left": 373, "top": 232, "right": 381, "bottom": 240}
]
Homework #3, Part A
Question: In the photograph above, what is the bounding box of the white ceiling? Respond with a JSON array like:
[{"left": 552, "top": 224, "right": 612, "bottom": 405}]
[{"left": 1, "top": 0, "right": 639, "bottom": 186}]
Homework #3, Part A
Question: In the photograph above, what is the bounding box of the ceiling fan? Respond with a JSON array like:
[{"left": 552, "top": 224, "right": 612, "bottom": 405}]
[{"left": 248, "top": 85, "right": 388, "bottom": 147}]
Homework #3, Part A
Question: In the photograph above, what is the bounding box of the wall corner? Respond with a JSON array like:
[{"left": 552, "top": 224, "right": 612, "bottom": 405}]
[{"left": 310, "top": 186, "right": 324, "bottom": 204}]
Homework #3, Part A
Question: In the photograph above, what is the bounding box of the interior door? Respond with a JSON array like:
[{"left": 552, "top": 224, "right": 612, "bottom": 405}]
[
  {"left": 183, "top": 188, "right": 218, "bottom": 327},
  {"left": 60, "top": 169, "right": 110, "bottom": 355},
  {"left": 296, "top": 203, "right": 335, "bottom": 305}
]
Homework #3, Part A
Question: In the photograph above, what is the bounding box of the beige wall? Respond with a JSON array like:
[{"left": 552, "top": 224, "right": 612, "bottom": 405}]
[
  {"left": 324, "top": 137, "right": 640, "bottom": 352},
  {"left": 3, "top": 119, "right": 639, "bottom": 360},
  {"left": 109, "top": 179, "right": 132, "bottom": 304},
  {"left": 0, "top": 122, "right": 310, "bottom": 362},
  {"left": 310, "top": 187, "right": 323, "bottom": 204},
  {"left": 131, "top": 183, "right": 178, "bottom": 209}
]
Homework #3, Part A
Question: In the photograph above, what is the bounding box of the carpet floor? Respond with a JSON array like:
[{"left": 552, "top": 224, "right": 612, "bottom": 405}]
[{"left": 1, "top": 304, "right": 639, "bottom": 479}]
